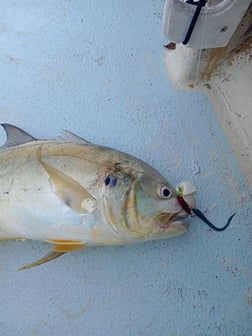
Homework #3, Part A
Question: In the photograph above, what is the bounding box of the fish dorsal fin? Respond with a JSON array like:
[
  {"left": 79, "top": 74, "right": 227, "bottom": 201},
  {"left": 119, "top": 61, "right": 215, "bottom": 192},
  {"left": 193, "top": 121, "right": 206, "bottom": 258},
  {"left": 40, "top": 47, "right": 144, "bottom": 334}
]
[
  {"left": 57, "top": 129, "right": 90, "bottom": 144},
  {"left": 1, "top": 124, "right": 36, "bottom": 148}
]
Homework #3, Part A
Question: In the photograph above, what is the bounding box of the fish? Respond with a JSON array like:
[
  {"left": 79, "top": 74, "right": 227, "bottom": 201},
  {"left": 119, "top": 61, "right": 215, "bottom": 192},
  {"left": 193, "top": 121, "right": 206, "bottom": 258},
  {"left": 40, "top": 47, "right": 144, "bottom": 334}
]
[{"left": 0, "top": 124, "right": 196, "bottom": 270}]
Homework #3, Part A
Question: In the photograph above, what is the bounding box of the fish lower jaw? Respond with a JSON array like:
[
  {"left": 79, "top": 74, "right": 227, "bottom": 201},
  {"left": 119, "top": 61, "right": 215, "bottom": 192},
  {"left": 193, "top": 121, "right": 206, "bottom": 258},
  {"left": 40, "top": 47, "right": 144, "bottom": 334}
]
[
  {"left": 168, "top": 211, "right": 190, "bottom": 231},
  {"left": 162, "top": 221, "right": 190, "bottom": 238},
  {"left": 151, "top": 218, "right": 189, "bottom": 239},
  {"left": 159, "top": 219, "right": 189, "bottom": 230},
  {"left": 169, "top": 220, "right": 189, "bottom": 229},
  {"left": 156, "top": 211, "right": 188, "bottom": 229}
]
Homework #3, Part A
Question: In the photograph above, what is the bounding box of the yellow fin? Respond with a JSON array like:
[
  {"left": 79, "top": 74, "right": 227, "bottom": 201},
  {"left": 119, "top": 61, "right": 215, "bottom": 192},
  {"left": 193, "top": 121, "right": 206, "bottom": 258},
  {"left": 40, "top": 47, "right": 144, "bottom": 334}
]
[
  {"left": 37, "top": 147, "right": 96, "bottom": 214},
  {"left": 18, "top": 251, "right": 65, "bottom": 271},
  {"left": 52, "top": 244, "right": 86, "bottom": 252},
  {"left": 47, "top": 239, "right": 84, "bottom": 245},
  {"left": 18, "top": 243, "right": 86, "bottom": 270},
  {"left": 47, "top": 240, "right": 86, "bottom": 252}
]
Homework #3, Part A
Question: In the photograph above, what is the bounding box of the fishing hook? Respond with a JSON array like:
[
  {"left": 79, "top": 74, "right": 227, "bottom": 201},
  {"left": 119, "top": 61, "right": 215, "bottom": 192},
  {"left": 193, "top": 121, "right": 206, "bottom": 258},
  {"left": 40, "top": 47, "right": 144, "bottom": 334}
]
[{"left": 177, "top": 194, "right": 235, "bottom": 231}]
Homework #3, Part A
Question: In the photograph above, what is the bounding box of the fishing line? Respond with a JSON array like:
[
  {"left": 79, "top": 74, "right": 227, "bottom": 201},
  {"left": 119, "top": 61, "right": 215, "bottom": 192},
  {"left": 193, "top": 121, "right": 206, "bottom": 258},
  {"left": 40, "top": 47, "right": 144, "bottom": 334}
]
[
  {"left": 195, "top": 0, "right": 209, "bottom": 85},
  {"left": 188, "top": 1, "right": 235, "bottom": 229},
  {"left": 182, "top": 0, "right": 207, "bottom": 45}
]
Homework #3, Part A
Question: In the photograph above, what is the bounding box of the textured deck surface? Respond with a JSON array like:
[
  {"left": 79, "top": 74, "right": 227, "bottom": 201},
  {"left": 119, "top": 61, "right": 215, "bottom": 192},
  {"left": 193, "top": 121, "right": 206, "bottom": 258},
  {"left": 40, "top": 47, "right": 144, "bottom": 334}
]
[{"left": 0, "top": 1, "right": 251, "bottom": 335}]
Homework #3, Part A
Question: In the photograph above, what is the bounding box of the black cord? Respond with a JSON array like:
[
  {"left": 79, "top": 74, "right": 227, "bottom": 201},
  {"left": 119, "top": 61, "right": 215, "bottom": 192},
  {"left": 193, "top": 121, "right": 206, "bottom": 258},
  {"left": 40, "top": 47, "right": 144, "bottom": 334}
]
[
  {"left": 183, "top": 0, "right": 207, "bottom": 45},
  {"left": 192, "top": 208, "right": 235, "bottom": 232}
]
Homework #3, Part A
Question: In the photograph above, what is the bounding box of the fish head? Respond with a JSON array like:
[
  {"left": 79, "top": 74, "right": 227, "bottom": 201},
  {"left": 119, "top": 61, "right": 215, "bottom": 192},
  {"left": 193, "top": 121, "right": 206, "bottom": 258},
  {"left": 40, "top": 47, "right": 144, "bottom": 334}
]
[
  {"left": 102, "top": 165, "right": 196, "bottom": 242},
  {"left": 131, "top": 174, "right": 196, "bottom": 240}
]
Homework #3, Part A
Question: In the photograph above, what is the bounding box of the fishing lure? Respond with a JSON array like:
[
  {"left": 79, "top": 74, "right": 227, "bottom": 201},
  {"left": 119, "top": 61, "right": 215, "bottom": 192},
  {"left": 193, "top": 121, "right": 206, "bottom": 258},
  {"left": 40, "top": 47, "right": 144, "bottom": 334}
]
[{"left": 176, "top": 182, "right": 235, "bottom": 231}]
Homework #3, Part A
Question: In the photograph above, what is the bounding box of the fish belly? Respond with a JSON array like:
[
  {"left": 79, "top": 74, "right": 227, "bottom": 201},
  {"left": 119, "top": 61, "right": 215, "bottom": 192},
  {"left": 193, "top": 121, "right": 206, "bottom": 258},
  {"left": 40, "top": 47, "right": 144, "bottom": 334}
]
[
  {"left": 0, "top": 144, "right": 122, "bottom": 245},
  {"left": 0, "top": 178, "right": 121, "bottom": 245}
]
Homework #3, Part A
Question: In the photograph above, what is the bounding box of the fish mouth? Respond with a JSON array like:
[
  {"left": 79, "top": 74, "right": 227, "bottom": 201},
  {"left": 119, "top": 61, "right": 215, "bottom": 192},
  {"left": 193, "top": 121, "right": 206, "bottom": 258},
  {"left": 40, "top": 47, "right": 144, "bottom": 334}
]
[{"left": 154, "top": 213, "right": 189, "bottom": 238}]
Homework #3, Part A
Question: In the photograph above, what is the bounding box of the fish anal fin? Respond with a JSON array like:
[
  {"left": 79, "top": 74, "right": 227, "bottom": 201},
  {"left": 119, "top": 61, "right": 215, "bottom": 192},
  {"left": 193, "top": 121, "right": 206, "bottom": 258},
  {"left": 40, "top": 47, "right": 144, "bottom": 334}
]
[
  {"left": 18, "top": 251, "right": 65, "bottom": 271},
  {"left": 52, "top": 244, "right": 86, "bottom": 253},
  {"left": 47, "top": 239, "right": 85, "bottom": 245},
  {"left": 36, "top": 147, "right": 96, "bottom": 214},
  {"left": 47, "top": 240, "right": 86, "bottom": 253}
]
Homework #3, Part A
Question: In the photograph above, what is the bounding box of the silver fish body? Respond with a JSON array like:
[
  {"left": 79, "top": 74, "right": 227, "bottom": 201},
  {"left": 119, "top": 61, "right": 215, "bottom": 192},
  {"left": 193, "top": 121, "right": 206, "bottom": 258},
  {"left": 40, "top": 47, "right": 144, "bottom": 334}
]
[{"left": 0, "top": 124, "right": 195, "bottom": 268}]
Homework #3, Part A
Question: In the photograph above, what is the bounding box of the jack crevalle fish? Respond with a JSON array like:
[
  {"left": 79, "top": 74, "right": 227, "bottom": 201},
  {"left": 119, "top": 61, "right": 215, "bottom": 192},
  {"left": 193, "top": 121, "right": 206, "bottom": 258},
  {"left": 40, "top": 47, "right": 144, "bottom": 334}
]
[{"left": 0, "top": 124, "right": 196, "bottom": 270}]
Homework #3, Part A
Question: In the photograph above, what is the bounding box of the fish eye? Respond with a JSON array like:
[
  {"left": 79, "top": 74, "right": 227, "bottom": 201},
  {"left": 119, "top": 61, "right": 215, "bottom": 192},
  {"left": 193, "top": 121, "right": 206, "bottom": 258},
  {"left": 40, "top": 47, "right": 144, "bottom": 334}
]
[
  {"left": 158, "top": 185, "right": 172, "bottom": 199},
  {"left": 104, "top": 175, "right": 117, "bottom": 187}
]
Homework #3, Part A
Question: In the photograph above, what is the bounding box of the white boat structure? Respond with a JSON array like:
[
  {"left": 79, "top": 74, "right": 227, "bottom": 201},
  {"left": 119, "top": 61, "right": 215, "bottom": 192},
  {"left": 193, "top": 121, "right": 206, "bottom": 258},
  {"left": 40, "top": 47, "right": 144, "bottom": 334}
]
[{"left": 162, "top": 0, "right": 252, "bottom": 188}]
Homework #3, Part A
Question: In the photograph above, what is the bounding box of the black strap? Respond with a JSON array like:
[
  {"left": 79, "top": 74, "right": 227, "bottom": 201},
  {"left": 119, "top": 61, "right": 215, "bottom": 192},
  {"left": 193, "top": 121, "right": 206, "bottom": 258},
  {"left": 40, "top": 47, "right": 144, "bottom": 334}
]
[
  {"left": 192, "top": 208, "right": 235, "bottom": 232},
  {"left": 183, "top": 0, "right": 207, "bottom": 45}
]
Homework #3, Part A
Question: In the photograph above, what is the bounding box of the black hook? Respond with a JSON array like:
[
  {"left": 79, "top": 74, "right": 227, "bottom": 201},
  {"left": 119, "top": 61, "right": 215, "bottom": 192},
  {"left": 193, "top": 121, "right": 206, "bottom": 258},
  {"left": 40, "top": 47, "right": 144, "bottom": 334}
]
[{"left": 192, "top": 208, "right": 235, "bottom": 231}]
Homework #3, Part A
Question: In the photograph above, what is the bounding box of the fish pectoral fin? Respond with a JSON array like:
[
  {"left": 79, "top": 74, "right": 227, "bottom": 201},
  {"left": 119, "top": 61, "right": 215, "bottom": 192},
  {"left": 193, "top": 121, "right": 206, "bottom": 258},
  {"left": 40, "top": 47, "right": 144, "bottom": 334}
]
[
  {"left": 17, "top": 251, "right": 65, "bottom": 271},
  {"left": 37, "top": 148, "right": 96, "bottom": 214},
  {"left": 17, "top": 242, "right": 86, "bottom": 271}
]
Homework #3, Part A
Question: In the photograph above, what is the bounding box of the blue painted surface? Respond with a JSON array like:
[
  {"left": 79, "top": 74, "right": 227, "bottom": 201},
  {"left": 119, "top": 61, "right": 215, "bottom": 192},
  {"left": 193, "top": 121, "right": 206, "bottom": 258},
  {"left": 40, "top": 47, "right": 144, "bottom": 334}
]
[{"left": 0, "top": 1, "right": 251, "bottom": 335}]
